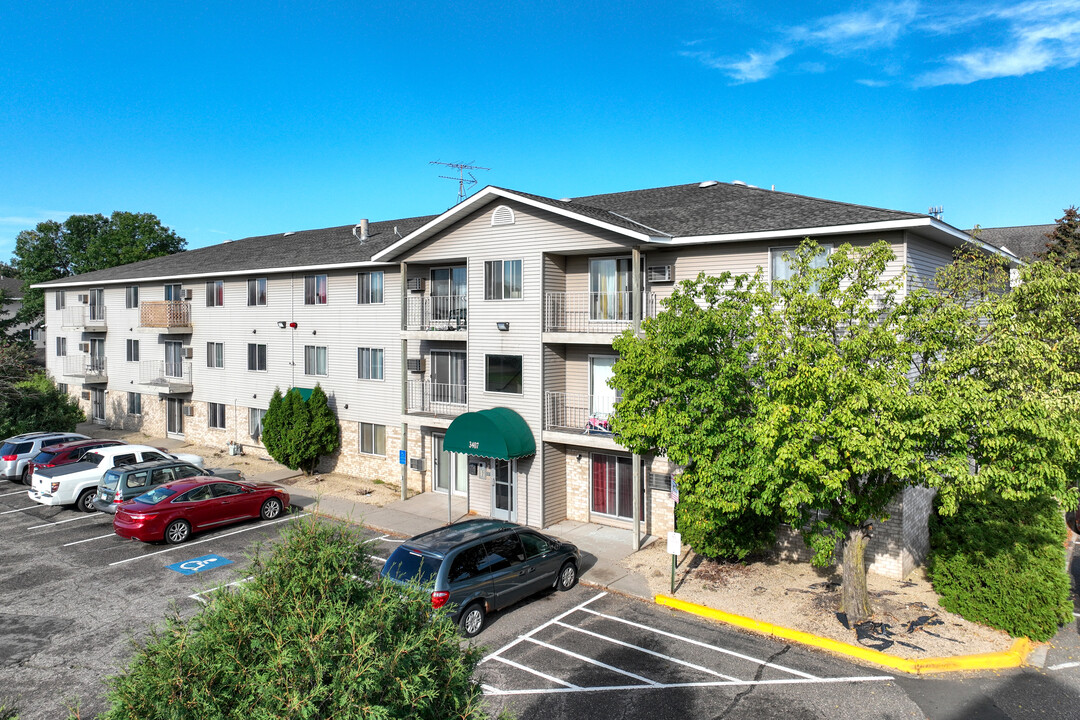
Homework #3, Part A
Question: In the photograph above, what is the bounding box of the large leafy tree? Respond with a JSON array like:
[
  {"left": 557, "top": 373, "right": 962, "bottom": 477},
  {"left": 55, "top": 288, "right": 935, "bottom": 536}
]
[
  {"left": 1038, "top": 206, "right": 1080, "bottom": 271},
  {"left": 10, "top": 211, "right": 185, "bottom": 324}
]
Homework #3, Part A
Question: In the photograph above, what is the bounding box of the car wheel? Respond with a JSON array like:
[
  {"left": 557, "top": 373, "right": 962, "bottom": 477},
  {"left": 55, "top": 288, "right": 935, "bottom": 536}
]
[
  {"left": 76, "top": 489, "right": 98, "bottom": 513},
  {"left": 557, "top": 561, "right": 577, "bottom": 591},
  {"left": 260, "top": 497, "right": 283, "bottom": 520},
  {"left": 20, "top": 467, "right": 29, "bottom": 486},
  {"left": 459, "top": 602, "right": 486, "bottom": 638},
  {"left": 165, "top": 519, "right": 191, "bottom": 544}
]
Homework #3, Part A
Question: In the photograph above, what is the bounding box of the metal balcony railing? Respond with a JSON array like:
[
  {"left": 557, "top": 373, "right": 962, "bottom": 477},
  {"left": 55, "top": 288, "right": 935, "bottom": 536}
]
[
  {"left": 544, "top": 391, "right": 620, "bottom": 434},
  {"left": 62, "top": 354, "right": 107, "bottom": 382},
  {"left": 61, "top": 306, "right": 107, "bottom": 330},
  {"left": 406, "top": 380, "right": 468, "bottom": 417},
  {"left": 405, "top": 295, "right": 468, "bottom": 331},
  {"left": 140, "top": 301, "right": 191, "bottom": 329},
  {"left": 543, "top": 291, "right": 656, "bottom": 333},
  {"left": 139, "top": 360, "right": 192, "bottom": 390}
]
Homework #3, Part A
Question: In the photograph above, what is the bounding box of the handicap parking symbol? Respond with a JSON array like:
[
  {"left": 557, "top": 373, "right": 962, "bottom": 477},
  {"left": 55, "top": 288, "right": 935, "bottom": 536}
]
[{"left": 167, "top": 554, "right": 233, "bottom": 575}]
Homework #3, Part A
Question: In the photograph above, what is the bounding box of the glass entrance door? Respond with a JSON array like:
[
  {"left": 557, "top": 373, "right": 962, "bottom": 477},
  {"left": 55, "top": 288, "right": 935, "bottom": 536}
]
[
  {"left": 164, "top": 284, "right": 182, "bottom": 301},
  {"left": 433, "top": 434, "right": 468, "bottom": 495},
  {"left": 589, "top": 258, "right": 633, "bottom": 321},
  {"left": 88, "top": 289, "right": 105, "bottom": 322},
  {"left": 164, "top": 341, "right": 184, "bottom": 378},
  {"left": 430, "top": 267, "right": 467, "bottom": 327},
  {"left": 88, "top": 338, "right": 106, "bottom": 375},
  {"left": 166, "top": 398, "right": 184, "bottom": 436},
  {"left": 430, "top": 350, "right": 467, "bottom": 405},
  {"left": 90, "top": 388, "right": 105, "bottom": 422},
  {"left": 491, "top": 459, "right": 516, "bottom": 522}
]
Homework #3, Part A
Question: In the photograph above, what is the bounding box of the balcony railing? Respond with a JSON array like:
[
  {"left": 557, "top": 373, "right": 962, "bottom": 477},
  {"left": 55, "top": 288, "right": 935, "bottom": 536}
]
[
  {"left": 62, "top": 354, "right": 107, "bottom": 382},
  {"left": 544, "top": 391, "right": 620, "bottom": 434},
  {"left": 61, "top": 306, "right": 107, "bottom": 330},
  {"left": 139, "top": 359, "right": 192, "bottom": 391},
  {"left": 140, "top": 301, "right": 191, "bottom": 329},
  {"left": 405, "top": 295, "right": 468, "bottom": 332},
  {"left": 543, "top": 291, "right": 656, "bottom": 333},
  {"left": 406, "top": 380, "right": 468, "bottom": 417}
]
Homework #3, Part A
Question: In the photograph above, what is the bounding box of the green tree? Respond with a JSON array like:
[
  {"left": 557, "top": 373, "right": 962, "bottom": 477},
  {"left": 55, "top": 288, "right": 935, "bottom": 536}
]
[
  {"left": 10, "top": 212, "right": 185, "bottom": 324},
  {"left": 1038, "top": 206, "right": 1080, "bottom": 271},
  {"left": 99, "top": 518, "right": 489, "bottom": 719},
  {"left": 261, "top": 385, "right": 341, "bottom": 474},
  {"left": 0, "top": 371, "right": 85, "bottom": 438}
]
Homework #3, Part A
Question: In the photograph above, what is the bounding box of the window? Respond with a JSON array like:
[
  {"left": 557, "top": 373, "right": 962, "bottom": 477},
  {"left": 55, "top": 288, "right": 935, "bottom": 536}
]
[
  {"left": 126, "top": 339, "right": 140, "bottom": 362},
  {"left": 247, "top": 278, "right": 267, "bottom": 306},
  {"left": 485, "top": 354, "right": 523, "bottom": 394},
  {"left": 127, "top": 392, "right": 142, "bottom": 415},
  {"left": 125, "top": 470, "right": 150, "bottom": 489},
  {"left": 57, "top": 383, "right": 68, "bottom": 395},
  {"left": 357, "top": 271, "right": 384, "bottom": 304},
  {"left": 448, "top": 545, "right": 491, "bottom": 583},
  {"left": 205, "top": 280, "right": 224, "bottom": 307},
  {"left": 249, "top": 408, "right": 266, "bottom": 439},
  {"left": 304, "top": 345, "right": 328, "bottom": 376},
  {"left": 55, "top": 290, "right": 65, "bottom": 310},
  {"left": 247, "top": 343, "right": 267, "bottom": 371},
  {"left": 484, "top": 259, "right": 522, "bottom": 300},
  {"left": 358, "top": 348, "right": 384, "bottom": 380},
  {"left": 591, "top": 453, "right": 644, "bottom": 520},
  {"left": 359, "top": 422, "right": 385, "bottom": 456},
  {"left": 518, "top": 531, "right": 552, "bottom": 559},
  {"left": 206, "top": 342, "right": 224, "bottom": 368},
  {"left": 590, "top": 257, "right": 633, "bottom": 321},
  {"left": 304, "top": 274, "right": 327, "bottom": 305},
  {"left": 208, "top": 402, "right": 226, "bottom": 429},
  {"left": 141, "top": 451, "right": 167, "bottom": 461},
  {"left": 125, "top": 286, "right": 139, "bottom": 308},
  {"left": 55, "top": 337, "right": 66, "bottom": 357},
  {"left": 770, "top": 244, "right": 831, "bottom": 291}
]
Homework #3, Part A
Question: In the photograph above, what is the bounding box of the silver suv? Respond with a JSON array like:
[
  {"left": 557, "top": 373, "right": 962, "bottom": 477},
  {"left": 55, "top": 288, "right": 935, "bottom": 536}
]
[
  {"left": 1, "top": 432, "right": 90, "bottom": 485},
  {"left": 381, "top": 519, "right": 580, "bottom": 638}
]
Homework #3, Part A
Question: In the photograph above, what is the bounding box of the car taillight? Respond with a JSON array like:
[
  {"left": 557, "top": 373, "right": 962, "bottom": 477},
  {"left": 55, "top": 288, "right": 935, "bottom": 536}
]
[
  {"left": 1, "top": 455, "right": 15, "bottom": 461},
  {"left": 50, "top": 482, "right": 60, "bottom": 493},
  {"left": 431, "top": 591, "right": 450, "bottom": 609},
  {"left": 127, "top": 513, "right": 148, "bottom": 520}
]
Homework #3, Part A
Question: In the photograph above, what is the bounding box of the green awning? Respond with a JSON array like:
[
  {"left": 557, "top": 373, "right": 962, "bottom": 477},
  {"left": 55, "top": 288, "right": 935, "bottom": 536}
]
[
  {"left": 289, "top": 387, "right": 314, "bottom": 402},
  {"left": 444, "top": 408, "right": 536, "bottom": 460}
]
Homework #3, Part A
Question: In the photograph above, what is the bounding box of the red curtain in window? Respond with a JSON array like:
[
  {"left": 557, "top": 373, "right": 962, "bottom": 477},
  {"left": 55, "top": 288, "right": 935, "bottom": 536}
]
[{"left": 591, "top": 454, "right": 610, "bottom": 515}]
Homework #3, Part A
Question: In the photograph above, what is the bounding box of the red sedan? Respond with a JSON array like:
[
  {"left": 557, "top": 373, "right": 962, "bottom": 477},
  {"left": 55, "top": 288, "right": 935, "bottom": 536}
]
[{"left": 114, "top": 478, "right": 290, "bottom": 544}]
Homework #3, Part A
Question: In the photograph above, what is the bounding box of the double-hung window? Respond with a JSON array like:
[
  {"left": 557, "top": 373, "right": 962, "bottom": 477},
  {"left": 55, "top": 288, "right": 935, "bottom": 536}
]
[
  {"left": 485, "top": 354, "right": 523, "bottom": 394},
  {"left": 55, "top": 291, "right": 66, "bottom": 310},
  {"left": 126, "top": 339, "right": 140, "bottom": 362},
  {"left": 247, "top": 343, "right": 267, "bottom": 371},
  {"left": 357, "top": 271, "right": 383, "bottom": 304},
  {"left": 125, "top": 286, "right": 139, "bottom": 308},
  {"left": 206, "top": 342, "right": 224, "bottom": 368},
  {"left": 359, "top": 422, "right": 385, "bottom": 456},
  {"left": 249, "top": 408, "right": 266, "bottom": 439},
  {"left": 127, "top": 392, "right": 142, "bottom": 415},
  {"left": 304, "top": 345, "right": 328, "bottom": 376},
  {"left": 208, "top": 402, "right": 226, "bottom": 429},
  {"left": 304, "top": 275, "right": 327, "bottom": 305},
  {"left": 206, "top": 280, "right": 224, "bottom": 307},
  {"left": 357, "top": 348, "right": 384, "bottom": 380},
  {"left": 484, "top": 259, "right": 522, "bottom": 300},
  {"left": 55, "top": 337, "right": 66, "bottom": 357},
  {"left": 247, "top": 278, "right": 267, "bottom": 306},
  {"left": 769, "top": 244, "right": 831, "bottom": 291}
]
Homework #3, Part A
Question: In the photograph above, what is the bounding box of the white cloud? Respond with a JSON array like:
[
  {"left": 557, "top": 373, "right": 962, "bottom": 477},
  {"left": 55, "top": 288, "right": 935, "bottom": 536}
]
[
  {"left": 791, "top": 1, "right": 919, "bottom": 52},
  {"left": 681, "top": 46, "right": 792, "bottom": 83},
  {"left": 0, "top": 211, "right": 83, "bottom": 228}
]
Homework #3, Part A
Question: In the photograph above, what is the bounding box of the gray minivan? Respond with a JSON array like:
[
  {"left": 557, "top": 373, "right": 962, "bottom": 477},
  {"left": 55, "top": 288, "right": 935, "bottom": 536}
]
[{"left": 380, "top": 519, "right": 580, "bottom": 638}]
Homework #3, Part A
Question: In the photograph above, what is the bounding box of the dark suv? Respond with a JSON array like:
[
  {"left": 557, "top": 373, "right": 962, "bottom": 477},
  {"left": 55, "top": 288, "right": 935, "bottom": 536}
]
[
  {"left": 381, "top": 519, "right": 580, "bottom": 638},
  {"left": 91, "top": 459, "right": 244, "bottom": 513}
]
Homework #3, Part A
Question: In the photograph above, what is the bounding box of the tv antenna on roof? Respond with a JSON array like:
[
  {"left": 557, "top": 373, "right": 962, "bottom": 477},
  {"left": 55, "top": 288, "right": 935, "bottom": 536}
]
[
  {"left": 431, "top": 160, "right": 490, "bottom": 205},
  {"left": 928, "top": 205, "right": 944, "bottom": 219}
]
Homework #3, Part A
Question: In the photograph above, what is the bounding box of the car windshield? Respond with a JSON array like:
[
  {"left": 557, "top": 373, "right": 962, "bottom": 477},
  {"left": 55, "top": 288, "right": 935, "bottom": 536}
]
[
  {"left": 32, "top": 451, "right": 58, "bottom": 465},
  {"left": 382, "top": 547, "right": 442, "bottom": 587},
  {"left": 101, "top": 470, "right": 123, "bottom": 490},
  {"left": 132, "top": 486, "right": 176, "bottom": 505},
  {"left": 81, "top": 452, "right": 103, "bottom": 466}
]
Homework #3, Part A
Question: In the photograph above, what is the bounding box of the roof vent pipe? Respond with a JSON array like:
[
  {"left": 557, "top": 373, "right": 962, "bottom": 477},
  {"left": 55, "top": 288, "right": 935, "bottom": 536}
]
[{"left": 353, "top": 219, "right": 369, "bottom": 244}]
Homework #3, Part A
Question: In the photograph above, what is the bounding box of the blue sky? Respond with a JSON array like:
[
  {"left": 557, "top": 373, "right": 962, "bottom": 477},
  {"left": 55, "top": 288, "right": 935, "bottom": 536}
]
[{"left": 1, "top": 1, "right": 1078, "bottom": 259}]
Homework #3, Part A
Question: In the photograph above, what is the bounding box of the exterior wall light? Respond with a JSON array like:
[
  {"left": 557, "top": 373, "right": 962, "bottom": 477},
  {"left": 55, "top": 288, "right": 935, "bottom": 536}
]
[
  {"left": 277, "top": 321, "right": 287, "bottom": 329},
  {"left": 496, "top": 321, "right": 510, "bottom": 331}
]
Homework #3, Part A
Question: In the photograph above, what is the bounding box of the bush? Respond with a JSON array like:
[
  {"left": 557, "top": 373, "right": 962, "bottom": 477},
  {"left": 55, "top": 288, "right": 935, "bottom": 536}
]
[
  {"left": 927, "top": 491, "right": 1073, "bottom": 641},
  {"left": 261, "top": 384, "right": 340, "bottom": 474},
  {"left": 676, "top": 496, "right": 777, "bottom": 561},
  {"left": 0, "top": 372, "right": 84, "bottom": 438},
  {"left": 100, "top": 518, "right": 489, "bottom": 720}
]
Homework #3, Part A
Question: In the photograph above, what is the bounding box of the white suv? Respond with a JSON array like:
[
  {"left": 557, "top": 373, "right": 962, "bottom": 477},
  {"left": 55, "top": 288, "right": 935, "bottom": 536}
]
[{"left": 1, "top": 432, "right": 90, "bottom": 485}]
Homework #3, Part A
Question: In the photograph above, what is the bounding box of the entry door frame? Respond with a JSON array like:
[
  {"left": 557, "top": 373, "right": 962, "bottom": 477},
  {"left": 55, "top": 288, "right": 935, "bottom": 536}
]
[
  {"left": 432, "top": 433, "right": 467, "bottom": 496},
  {"left": 490, "top": 458, "right": 517, "bottom": 522},
  {"left": 166, "top": 397, "right": 184, "bottom": 438}
]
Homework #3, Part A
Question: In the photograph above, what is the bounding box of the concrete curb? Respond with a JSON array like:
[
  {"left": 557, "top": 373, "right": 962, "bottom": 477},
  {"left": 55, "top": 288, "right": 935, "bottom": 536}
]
[{"left": 655, "top": 594, "right": 1033, "bottom": 675}]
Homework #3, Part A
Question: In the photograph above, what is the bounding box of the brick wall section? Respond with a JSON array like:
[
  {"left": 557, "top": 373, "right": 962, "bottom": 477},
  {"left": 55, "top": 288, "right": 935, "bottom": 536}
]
[
  {"left": 565, "top": 450, "right": 591, "bottom": 523},
  {"left": 562, "top": 448, "right": 675, "bottom": 537}
]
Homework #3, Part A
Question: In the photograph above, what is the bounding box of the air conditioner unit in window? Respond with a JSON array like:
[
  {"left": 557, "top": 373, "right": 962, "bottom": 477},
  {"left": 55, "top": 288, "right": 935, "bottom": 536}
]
[
  {"left": 409, "top": 458, "right": 425, "bottom": 472},
  {"left": 81, "top": 390, "right": 91, "bottom": 400},
  {"left": 647, "top": 265, "right": 673, "bottom": 283},
  {"left": 78, "top": 342, "right": 90, "bottom": 353},
  {"left": 406, "top": 358, "right": 425, "bottom": 373},
  {"left": 77, "top": 294, "right": 88, "bottom": 303},
  {"left": 183, "top": 347, "right": 194, "bottom": 359},
  {"left": 406, "top": 278, "right": 425, "bottom": 292},
  {"left": 183, "top": 288, "right": 193, "bottom": 300},
  {"left": 182, "top": 405, "right": 194, "bottom": 417}
]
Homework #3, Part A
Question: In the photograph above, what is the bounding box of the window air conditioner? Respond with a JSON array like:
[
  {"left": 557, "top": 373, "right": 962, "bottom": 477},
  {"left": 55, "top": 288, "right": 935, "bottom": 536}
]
[
  {"left": 81, "top": 390, "right": 91, "bottom": 400},
  {"left": 406, "top": 278, "right": 425, "bottom": 292},
  {"left": 183, "top": 347, "right": 194, "bottom": 359},
  {"left": 409, "top": 458, "right": 425, "bottom": 472},
  {"left": 183, "top": 288, "right": 193, "bottom": 300},
  {"left": 407, "top": 358, "right": 425, "bottom": 373},
  {"left": 647, "top": 265, "right": 673, "bottom": 283},
  {"left": 182, "top": 405, "right": 194, "bottom": 417},
  {"left": 78, "top": 342, "right": 90, "bottom": 353}
]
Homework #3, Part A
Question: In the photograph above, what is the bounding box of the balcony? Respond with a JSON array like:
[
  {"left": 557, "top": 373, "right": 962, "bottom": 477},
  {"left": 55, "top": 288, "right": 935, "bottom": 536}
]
[
  {"left": 139, "top": 360, "right": 193, "bottom": 394},
  {"left": 62, "top": 355, "right": 107, "bottom": 383},
  {"left": 139, "top": 301, "right": 191, "bottom": 332},
  {"left": 405, "top": 380, "right": 468, "bottom": 418},
  {"left": 61, "top": 306, "right": 107, "bottom": 331},
  {"left": 543, "top": 291, "right": 656, "bottom": 337},
  {"left": 544, "top": 391, "right": 620, "bottom": 434},
  {"left": 405, "top": 295, "right": 468, "bottom": 334}
]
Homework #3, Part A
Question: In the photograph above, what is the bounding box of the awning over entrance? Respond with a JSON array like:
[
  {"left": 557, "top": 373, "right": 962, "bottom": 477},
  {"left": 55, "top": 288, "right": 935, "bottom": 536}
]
[
  {"left": 443, "top": 408, "right": 536, "bottom": 460},
  {"left": 288, "top": 387, "right": 314, "bottom": 402}
]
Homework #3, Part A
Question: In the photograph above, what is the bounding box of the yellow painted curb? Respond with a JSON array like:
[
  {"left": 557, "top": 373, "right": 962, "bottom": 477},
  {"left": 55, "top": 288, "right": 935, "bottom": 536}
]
[{"left": 655, "top": 595, "right": 1032, "bottom": 675}]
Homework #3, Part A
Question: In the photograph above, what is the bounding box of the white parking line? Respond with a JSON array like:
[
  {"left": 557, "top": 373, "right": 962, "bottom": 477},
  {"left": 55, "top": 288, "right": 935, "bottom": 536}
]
[
  {"left": 0, "top": 505, "right": 40, "bottom": 514},
  {"left": 0, "top": 489, "right": 29, "bottom": 498},
  {"left": 526, "top": 637, "right": 660, "bottom": 686},
  {"left": 27, "top": 514, "right": 103, "bottom": 530},
  {"left": 491, "top": 655, "right": 580, "bottom": 689},
  {"left": 483, "top": 675, "right": 895, "bottom": 696},
  {"left": 107, "top": 512, "right": 306, "bottom": 566},
  {"left": 579, "top": 607, "right": 818, "bottom": 679},
  {"left": 482, "top": 592, "right": 609, "bottom": 663},
  {"left": 1049, "top": 661, "right": 1080, "bottom": 671},
  {"left": 189, "top": 576, "right": 255, "bottom": 604},
  {"left": 63, "top": 533, "right": 117, "bottom": 547}
]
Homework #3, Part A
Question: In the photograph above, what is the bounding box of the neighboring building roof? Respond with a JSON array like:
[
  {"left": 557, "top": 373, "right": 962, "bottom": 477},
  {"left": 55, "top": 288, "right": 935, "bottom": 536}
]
[
  {"left": 35, "top": 215, "right": 437, "bottom": 287},
  {"left": 972, "top": 225, "right": 1056, "bottom": 261},
  {"left": 0, "top": 276, "right": 23, "bottom": 297}
]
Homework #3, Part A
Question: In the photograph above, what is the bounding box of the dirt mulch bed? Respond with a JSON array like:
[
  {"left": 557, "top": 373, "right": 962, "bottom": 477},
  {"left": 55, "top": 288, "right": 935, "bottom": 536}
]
[
  {"left": 626, "top": 541, "right": 1016, "bottom": 660},
  {"left": 275, "top": 472, "right": 410, "bottom": 507}
]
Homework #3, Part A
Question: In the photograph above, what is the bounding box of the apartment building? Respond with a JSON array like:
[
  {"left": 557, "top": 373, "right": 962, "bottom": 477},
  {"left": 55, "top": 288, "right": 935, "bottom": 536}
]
[{"left": 36, "top": 181, "right": 1014, "bottom": 578}]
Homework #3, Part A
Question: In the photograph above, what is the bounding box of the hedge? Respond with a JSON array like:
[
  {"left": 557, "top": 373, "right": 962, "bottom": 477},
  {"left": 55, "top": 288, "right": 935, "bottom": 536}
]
[{"left": 927, "top": 491, "right": 1072, "bottom": 641}]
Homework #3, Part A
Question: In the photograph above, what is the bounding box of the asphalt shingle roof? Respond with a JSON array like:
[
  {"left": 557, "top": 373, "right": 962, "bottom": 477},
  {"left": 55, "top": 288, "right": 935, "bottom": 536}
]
[
  {"left": 0, "top": 277, "right": 22, "bottom": 296},
  {"left": 972, "top": 225, "right": 1056, "bottom": 261}
]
